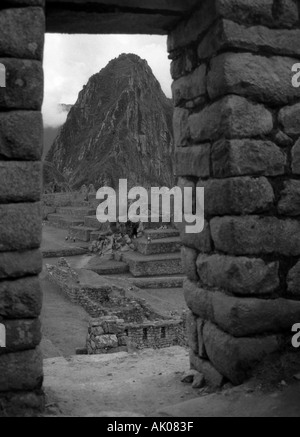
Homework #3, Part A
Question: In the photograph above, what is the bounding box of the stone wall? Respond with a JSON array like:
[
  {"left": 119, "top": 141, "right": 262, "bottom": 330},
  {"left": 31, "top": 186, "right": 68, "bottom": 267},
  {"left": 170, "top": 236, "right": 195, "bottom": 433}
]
[
  {"left": 169, "top": 0, "right": 300, "bottom": 385},
  {"left": 42, "top": 192, "right": 89, "bottom": 220},
  {"left": 1, "top": 0, "right": 299, "bottom": 416},
  {"left": 48, "top": 261, "right": 187, "bottom": 353},
  {"left": 46, "top": 259, "right": 161, "bottom": 322},
  {"left": 0, "top": 0, "right": 45, "bottom": 416},
  {"left": 87, "top": 316, "right": 186, "bottom": 354}
]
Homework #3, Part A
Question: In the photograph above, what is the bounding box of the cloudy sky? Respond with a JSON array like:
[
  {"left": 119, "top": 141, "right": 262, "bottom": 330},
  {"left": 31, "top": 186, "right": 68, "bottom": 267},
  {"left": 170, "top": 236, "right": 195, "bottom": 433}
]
[{"left": 43, "top": 34, "right": 172, "bottom": 128}]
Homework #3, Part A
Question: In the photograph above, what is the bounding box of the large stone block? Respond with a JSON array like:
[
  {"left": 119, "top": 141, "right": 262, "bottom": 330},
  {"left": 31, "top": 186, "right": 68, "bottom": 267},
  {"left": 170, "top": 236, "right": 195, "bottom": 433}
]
[
  {"left": 196, "top": 318, "right": 207, "bottom": 358},
  {"left": 203, "top": 322, "right": 280, "bottom": 385},
  {"left": 0, "top": 162, "right": 41, "bottom": 203},
  {"left": 198, "top": 19, "right": 300, "bottom": 60},
  {"left": 0, "top": 8, "right": 44, "bottom": 60},
  {"left": 216, "top": 0, "right": 298, "bottom": 28},
  {"left": 208, "top": 53, "right": 299, "bottom": 105},
  {"left": 170, "top": 55, "right": 186, "bottom": 81},
  {"left": 176, "top": 220, "right": 211, "bottom": 253},
  {"left": 168, "top": 0, "right": 217, "bottom": 51},
  {"left": 1, "top": 319, "right": 41, "bottom": 353},
  {"left": 0, "top": 349, "right": 43, "bottom": 392},
  {"left": 287, "top": 261, "right": 300, "bottom": 297},
  {"left": 4, "top": 0, "right": 44, "bottom": 4},
  {"left": 173, "top": 107, "right": 190, "bottom": 147},
  {"left": 189, "top": 350, "right": 225, "bottom": 388},
  {"left": 181, "top": 246, "right": 199, "bottom": 282},
  {"left": 0, "top": 111, "right": 43, "bottom": 161},
  {"left": 0, "top": 58, "right": 43, "bottom": 110},
  {"left": 292, "top": 138, "right": 300, "bottom": 174},
  {"left": 0, "top": 277, "right": 42, "bottom": 318},
  {"left": 278, "top": 180, "right": 300, "bottom": 215},
  {"left": 0, "top": 250, "right": 42, "bottom": 279},
  {"left": 272, "top": 0, "right": 299, "bottom": 28},
  {"left": 172, "top": 65, "right": 206, "bottom": 106},
  {"left": 184, "top": 279, "right": 300, "bottom": 337},
  {"left": 210, "top": 216, "right": 300, "bottom": 256},
  {"left": 198, "top": 177, "right": 274, "bottom": 215},
  {"left": 216, "top": 0, "right": 274, "bottom": 26},
  {"left": 186, "top": 311, "right": 198, "bottom": 354},
  {"left": 196, "top": 254, "right": 279, "bottom": 296},
  {"left": 189, "top": 96, "right": 273, "bottom": 143},
  {"left": 94, "top": 335, "right": 118, "bottom": 349},
  {"left": 168, "top": 0, "right": 297, "bottom": 52},
  {"left": 0, "top": 390, "right": 44, "bottom": 417},
  {"left": 279, "top": 103, "right": 300, "bottom": 137},
  {"left": 176, "top": 145, "right": 210, "bottom": 178},
  {"left": 170, "top": 48, "right": 197, "bottom": 80},
  {"left": 0, "top": 203, "right": 41, "bottom": 252},
  {"left": 212, "top": 139, "right": 286, "bottom": 178},
  {"left": 274, "top": 130, "right": 294, "bottom": 147}
]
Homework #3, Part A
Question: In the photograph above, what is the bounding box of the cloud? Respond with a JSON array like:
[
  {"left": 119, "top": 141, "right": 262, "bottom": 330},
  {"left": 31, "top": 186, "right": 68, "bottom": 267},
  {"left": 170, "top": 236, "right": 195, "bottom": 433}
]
[{"left": 43, "top": 34, "right": 172, "bottom": 127}]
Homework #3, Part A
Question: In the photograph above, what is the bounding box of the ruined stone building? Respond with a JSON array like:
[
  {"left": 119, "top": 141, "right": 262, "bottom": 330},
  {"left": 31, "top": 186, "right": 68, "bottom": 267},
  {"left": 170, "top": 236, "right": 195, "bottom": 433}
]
[{"left": 0, "top": 0, "right": 300, "bottom": 416}]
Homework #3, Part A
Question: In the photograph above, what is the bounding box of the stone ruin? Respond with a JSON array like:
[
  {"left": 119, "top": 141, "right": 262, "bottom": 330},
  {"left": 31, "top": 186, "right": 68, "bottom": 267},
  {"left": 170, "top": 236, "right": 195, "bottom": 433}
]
[
  {"left": 170, "top": 0, "right": 300, "bottom": 386},
  {"left": 0, "top": 0, "right": 300, "bottom": 416},
  {"left": 87, "top": 317, "right": 186, "bottom": 355},
  {"left": 47, "top": 258, "right": 186, "bottom": 353}
]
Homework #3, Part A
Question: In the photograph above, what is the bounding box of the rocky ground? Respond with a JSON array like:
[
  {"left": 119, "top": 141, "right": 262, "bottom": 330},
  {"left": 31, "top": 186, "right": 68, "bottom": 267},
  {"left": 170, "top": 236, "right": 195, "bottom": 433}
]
[
  {"left": 44, "top": 347, "right": 200, "bottom": 417},
  {"left": 41, "top": 227, "right": 300, "bottom": 417},
  {"left": 41, "top": 260, "right": 206, "bottom": 417}
]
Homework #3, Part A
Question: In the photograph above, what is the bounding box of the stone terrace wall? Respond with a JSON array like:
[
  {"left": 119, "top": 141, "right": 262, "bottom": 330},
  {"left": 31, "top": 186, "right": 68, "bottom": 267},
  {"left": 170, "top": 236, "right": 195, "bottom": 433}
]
[
  {"left": 46, "top": 259, "right": 158, "bottom": 322},
  {"left": 0, "top": 0, "right": 45, "bottom": 416},
  {"left": 87, "top": 317, "right": 186, "bottom": 354},
  {"left": 42, "top": 192, "right": 90, "bottom": 219},
  {"left": 169, "top": 0, "right": 300, "bottom": 385}
]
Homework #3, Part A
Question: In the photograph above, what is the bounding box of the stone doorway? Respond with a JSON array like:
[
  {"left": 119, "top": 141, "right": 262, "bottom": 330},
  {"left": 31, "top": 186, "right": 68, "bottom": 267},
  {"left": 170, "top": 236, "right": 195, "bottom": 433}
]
[{"left": 0, "top": 0, "right": 300, "bottom": 417}]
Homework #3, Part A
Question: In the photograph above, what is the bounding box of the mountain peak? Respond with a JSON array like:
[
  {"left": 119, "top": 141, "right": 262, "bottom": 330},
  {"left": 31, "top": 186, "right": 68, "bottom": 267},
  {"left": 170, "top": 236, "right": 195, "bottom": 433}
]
[{"left": 46, "top": 56, "right": 174, "bottom": 191}]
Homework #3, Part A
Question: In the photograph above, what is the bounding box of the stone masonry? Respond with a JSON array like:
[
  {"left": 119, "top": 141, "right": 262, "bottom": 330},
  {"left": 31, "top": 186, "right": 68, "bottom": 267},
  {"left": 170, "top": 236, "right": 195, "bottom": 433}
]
[
  {"left": 87, "top": 317, "right": 185, "bottom": 355},
  {"left": 0, "top": 0, "right": 45, "bottom": 416},
  {"left": 47, "top": 259, "right": 186, "bottom": 352},
  {"left": 1, "top": 0, "right": 300, "bottom": 416},
  {"left": 169, "top": 0, "right": 300, "bottom": 385}
]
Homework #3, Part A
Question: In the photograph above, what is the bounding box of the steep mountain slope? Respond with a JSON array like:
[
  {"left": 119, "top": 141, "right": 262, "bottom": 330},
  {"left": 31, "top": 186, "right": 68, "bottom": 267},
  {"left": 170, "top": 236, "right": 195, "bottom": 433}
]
[
  {"left": 46, "top": 54, "right": 174, "bottom": 190},
  {"left": 44, "top": 126, "right": 61, "bottom": 158}
]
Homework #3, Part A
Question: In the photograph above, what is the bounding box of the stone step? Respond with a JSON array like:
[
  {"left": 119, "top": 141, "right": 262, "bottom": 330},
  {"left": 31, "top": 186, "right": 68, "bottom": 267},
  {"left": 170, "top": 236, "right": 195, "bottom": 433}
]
[
  {"left": 85, "top": 258, "right": 130, "bottom": 275},
  {"left": 69, "top": 226, "right": 95, "bottom": 242},
  {"left": 143, "top": 228, "right": 180, "bottom": 240},
  {"left": 42, "top": 246, "right": 88, "bottom": 258},
  {"left": 123, "top": 252, "right": 183, "bottom": 277},
  {"left": 131, "top": 275, "right": 184, "bottom": 289},
  {"left": 47, "top": 214, "right": 84, "bottom": 229},
  {"left": 143, "top": 221, "right": 166, "bottom": 230},
  {"left": 90, "top": 230, "right": 111, "bottom": 242},
  {"left": 84, "top": 215, "right": 102, "bottom": 229},
  {"left": 56, "top": 206, "right": 96, "bottom": 219},
  {"left": 135, "top": 237, "right": 182, "bottom": 255}
]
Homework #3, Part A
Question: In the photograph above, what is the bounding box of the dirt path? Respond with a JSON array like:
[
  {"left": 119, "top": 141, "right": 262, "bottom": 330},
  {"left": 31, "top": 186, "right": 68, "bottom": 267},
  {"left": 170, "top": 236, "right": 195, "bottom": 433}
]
[
  {"left": 40, "top": 267, "right": 89, "bottom": 358},
  {"left": 44, "top": 347, "right": 199, "bottom": 417},
  {"left": 40, "top": 260, "right": 300, "bottom": 417},
  {"left": 41, "top": 260, "right": 200, "bottom": 417}
]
